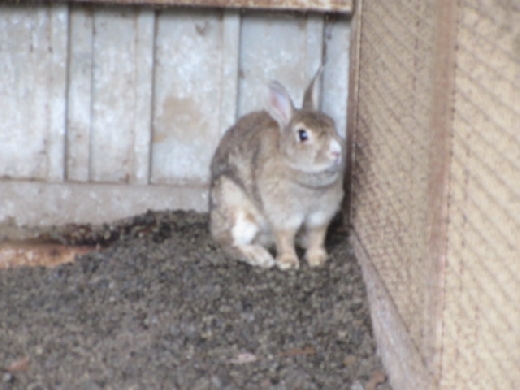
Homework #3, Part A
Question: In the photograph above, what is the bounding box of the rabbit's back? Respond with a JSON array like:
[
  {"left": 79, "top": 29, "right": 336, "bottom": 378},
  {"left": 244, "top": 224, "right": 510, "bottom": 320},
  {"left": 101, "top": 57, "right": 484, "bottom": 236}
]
[{"left": 210, "top": 110, "right": 277, "bottom": 198}]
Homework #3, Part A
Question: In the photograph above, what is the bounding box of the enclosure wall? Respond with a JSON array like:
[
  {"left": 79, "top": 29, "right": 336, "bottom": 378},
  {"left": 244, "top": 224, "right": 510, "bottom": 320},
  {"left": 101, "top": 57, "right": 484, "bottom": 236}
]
[
  {"left": 350, "top": 0, "right": 438, "bottom": 387},
  {"left": 0, "top": 4, "right": 350, "bottom": 226},
  {"left": 350, "top": 0, "right": 520, "bottom": 389},
  {"left": 441, "top": 1, "right": 520, "bottom": 388}
]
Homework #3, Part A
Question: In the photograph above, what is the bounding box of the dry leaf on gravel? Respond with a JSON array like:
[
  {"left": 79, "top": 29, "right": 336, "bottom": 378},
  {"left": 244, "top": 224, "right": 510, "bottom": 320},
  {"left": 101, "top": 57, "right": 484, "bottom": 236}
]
[
  {"left": 366, "top": 370, "right": 387, "bottom": 390},
  {"left": 5, "top": 356, "right": 30, "bottom": 372},
  {"left": 343, "top": 355, "right": 357, "bottom": 366},
  {"left": 228, "top": 353, "right": 258, "bottom": 365},
  {"left": 279, "top": 345, "right": 316, "bottom": 357}
]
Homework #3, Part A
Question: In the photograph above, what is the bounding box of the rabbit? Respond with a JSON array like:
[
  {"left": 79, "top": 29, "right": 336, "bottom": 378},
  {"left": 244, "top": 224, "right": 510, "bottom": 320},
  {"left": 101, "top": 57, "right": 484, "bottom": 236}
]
[{"left": 209, "top": 66, "right": 345, "bottom": 269}]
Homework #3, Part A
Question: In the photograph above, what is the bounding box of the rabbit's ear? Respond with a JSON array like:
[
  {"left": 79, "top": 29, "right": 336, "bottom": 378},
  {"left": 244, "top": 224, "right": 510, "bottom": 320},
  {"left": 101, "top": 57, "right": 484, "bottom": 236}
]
[
  {"left": 302, "top": 65, "right": 324, "bottom": 111},
  {"left": 266, "top": 81, "right": 294, "bottom": 128}
]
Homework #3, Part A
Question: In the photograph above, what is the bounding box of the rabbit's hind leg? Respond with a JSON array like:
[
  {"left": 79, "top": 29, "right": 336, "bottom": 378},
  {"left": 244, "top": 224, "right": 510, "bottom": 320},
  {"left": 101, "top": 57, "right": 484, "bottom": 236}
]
[
  {"left": 210, "top": 176, "right": 275, "bottom": 268},
  {"left": 228, "top": 210, "right": 275, "bottom": 268}
]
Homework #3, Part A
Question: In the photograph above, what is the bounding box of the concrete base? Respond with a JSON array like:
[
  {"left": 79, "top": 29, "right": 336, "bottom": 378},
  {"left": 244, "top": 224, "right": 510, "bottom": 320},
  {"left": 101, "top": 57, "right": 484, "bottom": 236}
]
[{"left": 0, "top": 181, "right": 208, "bottom": 226}]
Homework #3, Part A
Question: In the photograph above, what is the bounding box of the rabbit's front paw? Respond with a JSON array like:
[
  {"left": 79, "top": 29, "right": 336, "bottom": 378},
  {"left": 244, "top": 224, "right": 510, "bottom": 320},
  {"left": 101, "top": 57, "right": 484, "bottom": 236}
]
[
  {"left": 306, "top": 248, "right": 328, "bottom": 267},
  {"left": 277, "top": 254, "right": 300, "bottom": 270},
  {"left": 240, "top": 245, "right": 276, "bottom": 268}
]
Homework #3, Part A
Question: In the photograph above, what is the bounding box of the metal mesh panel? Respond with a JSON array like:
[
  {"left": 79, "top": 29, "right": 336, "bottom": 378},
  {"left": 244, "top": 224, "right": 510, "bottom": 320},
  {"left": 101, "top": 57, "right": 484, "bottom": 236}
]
[
  {"left": 441, "top": 1, "right": 520, "bottom": 388},
  {"left": 352, "top": 0, "right": 436, "bottom": 360},
  {"left": 352, "top": 0, "right": 520, "bottom": 388}
]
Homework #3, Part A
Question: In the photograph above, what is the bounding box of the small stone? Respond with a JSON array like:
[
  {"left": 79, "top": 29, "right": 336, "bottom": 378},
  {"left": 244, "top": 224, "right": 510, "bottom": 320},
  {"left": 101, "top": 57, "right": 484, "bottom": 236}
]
[
  {"left": 3, "top": 373, "right": 13, "bottom": 383},
  {"left": 343, "top": 355, "right": 357, "bottom": 367},
  {"left": 350, "top": 380, "right": 364, "bottom": 390},
  {"left": 210, "top": 376, "right": 222, "bottom": 388},
  {"left": 27, "top": 383, "right": 46, "bottom": 390},
  {"left": 191, "top": 378, "right": 210, "bottom": 390},
  {"left": 201, "top": 331, "right": 213, "bottom": 339}
]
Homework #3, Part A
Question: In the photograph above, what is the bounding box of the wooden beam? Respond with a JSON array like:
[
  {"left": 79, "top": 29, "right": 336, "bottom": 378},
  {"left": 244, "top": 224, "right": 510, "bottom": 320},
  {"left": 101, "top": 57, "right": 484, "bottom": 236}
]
[
  {"left": 424, "top": 0, "right": 458, "bottom": 385},
  {"left": 3, "top": 0, "right": 352, "bottom": 13},
  {"left": 342, "top": 0, "right": 360, "bottom": 231},
  {"left": 353, "top": 233, "right": 435, "bottom": 390}
]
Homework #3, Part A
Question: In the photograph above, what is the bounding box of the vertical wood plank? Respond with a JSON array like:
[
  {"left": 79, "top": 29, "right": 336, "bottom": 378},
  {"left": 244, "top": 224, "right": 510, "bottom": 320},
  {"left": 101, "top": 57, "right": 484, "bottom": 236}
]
[
  {"left": 151, "top": 9, "right": 225, "bottom": 185},
  {"left": 0, "top": 6, "right": 68, "bottom": 180},
  {"left": 47, "top": 4, "right": 69, "bottom": 181},
  {"left": 91, "top": 8, "right": 134, "bottom": 183},
  {"left": 91, "top": 7, "right": 154, "bottom": 184},
  {"left": 305, "top": 14, "right": 325, "bottom": 109},
  {"left": 343, "top": 0, "right": 362, "bottom": 230},
  {"left": 132, "top": 10, "right": 155, "bottom": 185},
  {"left": 67, "top": 4, "right": 93, "bottom": 182},
  {"left": 0, "top": 7, "right": 42, "bottom": 178},
  {"left": 218, "top": 10, "right": 240, "bottom": 134},
  {"left": 322, "top": 14, "right": 350, "bottom": 138},
  {"left": 238, "top": 11, "right": 309, "bottom": 116}
]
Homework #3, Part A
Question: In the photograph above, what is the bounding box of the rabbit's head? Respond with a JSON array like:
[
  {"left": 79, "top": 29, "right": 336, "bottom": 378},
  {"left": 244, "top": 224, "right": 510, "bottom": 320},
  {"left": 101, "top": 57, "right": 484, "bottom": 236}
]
[{"left": 265, "top": 68, "right": 344, "bottom": 175}]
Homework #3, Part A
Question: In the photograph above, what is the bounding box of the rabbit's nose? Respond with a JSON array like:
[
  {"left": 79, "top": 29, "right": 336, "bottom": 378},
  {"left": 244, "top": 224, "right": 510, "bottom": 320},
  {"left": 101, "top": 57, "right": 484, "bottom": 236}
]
[{"left": 329, "top": 139, "right": 342, "bottom": 160}]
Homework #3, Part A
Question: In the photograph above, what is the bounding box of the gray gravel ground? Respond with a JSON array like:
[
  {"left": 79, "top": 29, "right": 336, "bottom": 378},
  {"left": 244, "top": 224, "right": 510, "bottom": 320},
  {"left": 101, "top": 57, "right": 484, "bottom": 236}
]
[{"left": 0, "top": 211, "right": 390, "bottom": 390}]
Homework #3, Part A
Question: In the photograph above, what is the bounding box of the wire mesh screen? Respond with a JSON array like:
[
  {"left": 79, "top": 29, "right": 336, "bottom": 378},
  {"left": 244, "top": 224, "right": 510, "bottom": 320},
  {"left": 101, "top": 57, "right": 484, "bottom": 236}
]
[
  {"left": 352, "top": 0, "right": 436, "bottom": 361},
  {"left": 441, "top": 1, "right": 520, "bottom": 388},
  {"left": 351, "top": 0, "right": 520, "bottom": 388}
]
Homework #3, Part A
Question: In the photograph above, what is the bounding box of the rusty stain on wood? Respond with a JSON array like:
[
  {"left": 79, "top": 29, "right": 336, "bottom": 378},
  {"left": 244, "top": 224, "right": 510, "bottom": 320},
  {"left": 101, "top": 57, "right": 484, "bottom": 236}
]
[
  {"left": 151, "top": 9, "right": 227, "bottom": 185},
  {"left": 0, "top": 239, "right": 95, "bottom": 268}
]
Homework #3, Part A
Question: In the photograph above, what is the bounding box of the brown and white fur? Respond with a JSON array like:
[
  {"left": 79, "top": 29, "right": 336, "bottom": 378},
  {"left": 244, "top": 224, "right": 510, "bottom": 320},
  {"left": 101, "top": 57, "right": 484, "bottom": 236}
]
[{"left": 209, "top": 67, "right": 345, "bottom": 269}]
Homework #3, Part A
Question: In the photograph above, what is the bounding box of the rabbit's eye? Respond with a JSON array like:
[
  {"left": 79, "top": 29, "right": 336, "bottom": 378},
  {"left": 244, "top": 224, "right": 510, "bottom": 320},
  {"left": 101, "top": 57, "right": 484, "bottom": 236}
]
[{"left": 298, "top": 129, "right": 309, "bottom": 142}]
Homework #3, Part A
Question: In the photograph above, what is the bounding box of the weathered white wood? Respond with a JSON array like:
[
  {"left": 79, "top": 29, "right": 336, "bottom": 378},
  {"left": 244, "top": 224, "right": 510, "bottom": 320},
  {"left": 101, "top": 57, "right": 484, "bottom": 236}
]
[
  {"left": 0, "top": 7, "right": 43, "bottom": 178},
  {"left": 322, "top": 15, "right": 350, "bottom": 138},
  {"left": 219, "top": 10, "right": 240, "bottom": 134},
  {"left": 305, "top": 14, "right": 325, "bottom": 109},
  {"left": 91, "top": 7, "right": 155, "bottom": 184},
  {"left": 0, "top": 5, "right": 350, "bottom": 211},
  {"left": 132, "top": 10, "right": 155, "bottom": 185},
  {"left": 0, "top": 6, "right": 68, "bottom": 180},
  {"left": 47, "top": 4, "right": 69, "bottom": 181},
  {"left": 238, "top": 11, "right": 317, "bottom": 116},
  {"left": 67, "top": 4, "right": 94, "bottom": 182},
  {"left": 91, "top": 9, "right": 131, "bottom": 183},
  {"left": 0, "top": 181, "right": 208, "bottom": 226},
  {"left": 151, "top": 9, "right": 225, "bottom": 185}
]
